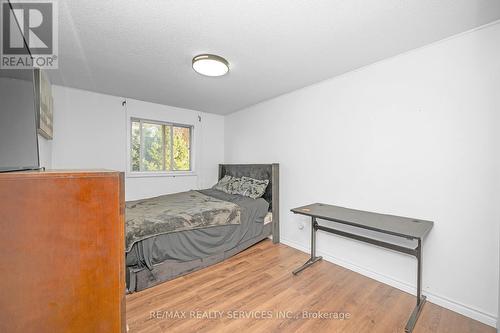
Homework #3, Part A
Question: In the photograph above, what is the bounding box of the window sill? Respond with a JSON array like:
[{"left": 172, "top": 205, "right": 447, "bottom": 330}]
[{"left": 126, "top": 171, "right": 197, "bottom": 178}]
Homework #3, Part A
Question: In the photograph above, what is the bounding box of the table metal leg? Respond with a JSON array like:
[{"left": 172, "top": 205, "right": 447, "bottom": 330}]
[
  {"left": 292, "top": 217, "right": 323, "bottom": 275},
  {"left": 405, "top": 238, "right": 426, "bottom": 333}
]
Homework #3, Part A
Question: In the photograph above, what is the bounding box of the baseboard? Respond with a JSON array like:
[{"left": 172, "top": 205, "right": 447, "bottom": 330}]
[{"left": 281, "top": 237, "right": 497, "bottom": 328}]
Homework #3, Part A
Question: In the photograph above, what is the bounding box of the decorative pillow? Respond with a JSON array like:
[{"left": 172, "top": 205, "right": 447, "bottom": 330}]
[
  {"left": 227, "top": 177, "right": 243, "bottom": 195},
  {"left": 212, "top": 175, "right": 233, "bottom": 192},
  {"left": 237, "top": 176, "right": 269, "bottom": 199}
]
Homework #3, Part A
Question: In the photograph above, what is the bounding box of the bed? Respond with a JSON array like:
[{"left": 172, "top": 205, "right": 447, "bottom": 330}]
[{"left": 125, "top": 163, "right": 280, "bottom": 292}]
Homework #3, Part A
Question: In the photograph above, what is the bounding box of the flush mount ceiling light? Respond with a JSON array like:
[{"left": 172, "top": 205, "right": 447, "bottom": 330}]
[{"left": 192, "top": 54, "right": 229, "bottom": 77}]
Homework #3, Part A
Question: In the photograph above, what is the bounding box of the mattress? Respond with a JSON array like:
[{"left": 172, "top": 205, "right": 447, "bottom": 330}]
[
  {"left": 126, "top": 188, "right": 270, "bottom": 270},
  {"left": 125, "top": 190, "right": 242, "bottom": 252}
]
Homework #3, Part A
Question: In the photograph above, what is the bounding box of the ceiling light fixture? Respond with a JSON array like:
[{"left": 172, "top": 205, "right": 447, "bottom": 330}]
[{"left": 192, "top": 54, "right": 229, "bottom": 77}]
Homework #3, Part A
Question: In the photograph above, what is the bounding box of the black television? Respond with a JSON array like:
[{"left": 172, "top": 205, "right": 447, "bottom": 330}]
[{"left": 0, "top": 68, "right": 40, "bottom": 172}]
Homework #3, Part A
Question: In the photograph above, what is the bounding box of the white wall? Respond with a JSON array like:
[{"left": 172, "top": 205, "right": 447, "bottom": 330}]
[
  {"left": 225, "top": 22, "right": 500, "bottom": 326},
  {"left": 496, "top": 67, "right": 500, "bottom": 332},
  {"left": 51, "top": 86, "right": 224, "bottom": 200},
  {"left": 37, "top": 135, "right": 52, "bottom": 169}
]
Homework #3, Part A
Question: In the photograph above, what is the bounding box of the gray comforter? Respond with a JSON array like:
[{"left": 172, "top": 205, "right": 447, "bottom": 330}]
[
  {"left": 125, "top": 190, "right": 241, "bottom": 252},
  {"left": 126, "top": 189, "right": 269, "bottom": 269}
]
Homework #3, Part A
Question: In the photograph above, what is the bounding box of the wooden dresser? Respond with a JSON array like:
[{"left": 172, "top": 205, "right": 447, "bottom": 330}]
[{"left": 0, "top": 170, "right": 125, "bottom": 333}]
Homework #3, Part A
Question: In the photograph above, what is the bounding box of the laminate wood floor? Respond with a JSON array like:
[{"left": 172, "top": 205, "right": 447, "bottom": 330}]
[{"left": 126, "top": 239, "right": 494, "bottom": 333}]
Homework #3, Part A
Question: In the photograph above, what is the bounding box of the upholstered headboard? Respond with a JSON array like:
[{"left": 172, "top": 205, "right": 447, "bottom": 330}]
[{"left": 218, "top": 163, "right": 280, "bottom": 243}]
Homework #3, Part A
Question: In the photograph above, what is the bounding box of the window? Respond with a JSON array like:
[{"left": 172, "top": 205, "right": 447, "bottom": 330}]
[{"left": 130, "top": 118, "right": 192, "bottom": 172}]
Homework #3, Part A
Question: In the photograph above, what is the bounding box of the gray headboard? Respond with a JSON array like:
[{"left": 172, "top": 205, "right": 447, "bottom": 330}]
[{"left": 218, "top": 163, "right": 280, "bottom": 243}]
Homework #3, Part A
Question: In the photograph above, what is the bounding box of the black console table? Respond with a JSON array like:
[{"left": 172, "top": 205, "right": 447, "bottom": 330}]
[{"left": 291, "top": 203, "right": 433, "bottom": 333}]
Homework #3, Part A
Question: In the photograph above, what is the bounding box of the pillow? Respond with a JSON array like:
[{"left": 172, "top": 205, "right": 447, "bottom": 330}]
[
  {"left": 212, "top": 175, "right": 233, "bottom": 192},
  {"left": 227, "top": 177, "right": 243, "bottom": 195},
  {"left": 214, "top": 175, "right": 270, "bottom": 199},
  {"left": 237, "top": 176, "right": 269, "bottom": 199}
]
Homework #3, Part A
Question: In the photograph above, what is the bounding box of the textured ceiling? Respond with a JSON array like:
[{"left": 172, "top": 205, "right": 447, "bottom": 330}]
[{"left": 48, "top": 0, "right": 500, "bottom": 114}]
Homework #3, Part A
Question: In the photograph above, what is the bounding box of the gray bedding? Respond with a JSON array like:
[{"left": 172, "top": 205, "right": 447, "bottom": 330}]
[
  {"left": 126, "top": 189, "right": 269, "bottom": 270},
  {"left": 125, "top": 190, "right": 241, "bottom": 252}
]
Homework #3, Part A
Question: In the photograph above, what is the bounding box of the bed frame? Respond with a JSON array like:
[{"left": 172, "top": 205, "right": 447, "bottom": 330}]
[
  {"left": 218, "top": 163, "right": 280, "bottom": 243},
  {"left": 127, "top": 163, "right": 280, "bottom": 292}
]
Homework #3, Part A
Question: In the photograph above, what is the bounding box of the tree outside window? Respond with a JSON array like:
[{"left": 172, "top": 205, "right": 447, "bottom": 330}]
[{"left": 131, "top": 119, "right": 191, "bottom": 172}]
